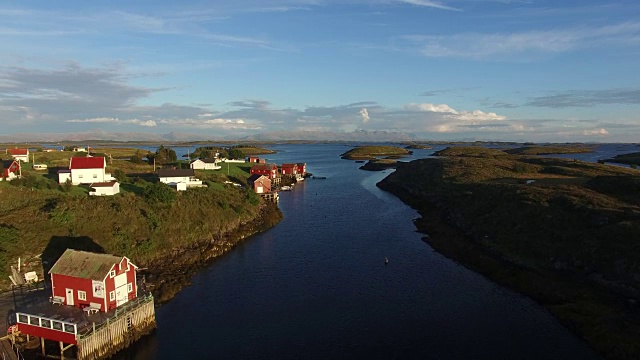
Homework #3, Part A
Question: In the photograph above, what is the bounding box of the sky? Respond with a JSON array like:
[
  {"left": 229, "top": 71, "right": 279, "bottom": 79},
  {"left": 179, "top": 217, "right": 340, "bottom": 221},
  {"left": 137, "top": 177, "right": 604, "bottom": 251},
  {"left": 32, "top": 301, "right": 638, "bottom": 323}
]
[{"left": 1, "top": 0, "right": 640, "bottom": 142}]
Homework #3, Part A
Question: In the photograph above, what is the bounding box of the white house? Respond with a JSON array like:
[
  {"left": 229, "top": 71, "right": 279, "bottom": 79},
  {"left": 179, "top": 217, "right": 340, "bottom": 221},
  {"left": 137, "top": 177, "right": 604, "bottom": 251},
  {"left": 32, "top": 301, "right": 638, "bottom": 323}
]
[
  {"left": 7, "top": 148, "right": 29, "bottom": 163},
  {"left": 190, "top": 158, "right": 221, "bottom": 170},
  {"left": 157, "top": 168, "right": 203, "bottom": 191},
  {"left": 58, "top": 157, "right": 115, "bottom": 185},
  {"left": 89, "top": 181, "right": 120, "bottom": 196}
]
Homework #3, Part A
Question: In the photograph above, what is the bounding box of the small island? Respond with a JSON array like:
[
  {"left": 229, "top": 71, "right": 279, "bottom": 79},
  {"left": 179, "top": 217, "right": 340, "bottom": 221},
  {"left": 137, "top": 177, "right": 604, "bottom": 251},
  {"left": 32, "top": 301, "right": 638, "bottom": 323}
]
[
  {"left": 504, "top": 145, "right": 593, "bottom": 155},
  {"left": 378, "top": 146, "right": 640, "bottom": 360},
  {"left": 405, "top": 144, "right": 433, "bottom": 150},
  {"left": 340, "top": 145, "right": 411, "bottom": 160}
]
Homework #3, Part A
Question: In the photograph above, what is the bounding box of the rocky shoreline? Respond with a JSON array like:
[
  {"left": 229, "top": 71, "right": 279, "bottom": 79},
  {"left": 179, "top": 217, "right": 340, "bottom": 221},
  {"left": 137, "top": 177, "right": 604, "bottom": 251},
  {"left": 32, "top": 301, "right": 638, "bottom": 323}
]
[
  {"left": 377, "top": 158, "right": 640, "bottom": 360},
  {"left": 143, "top": 202, "right": 282, "bottom": 304}
]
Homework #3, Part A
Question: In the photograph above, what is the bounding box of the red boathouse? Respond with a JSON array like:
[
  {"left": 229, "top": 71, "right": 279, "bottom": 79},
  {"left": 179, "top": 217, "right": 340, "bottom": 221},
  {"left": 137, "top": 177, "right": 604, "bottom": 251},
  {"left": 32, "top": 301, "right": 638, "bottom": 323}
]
[
  {"left": 250, "top": 163, "right": 279, "bottom": 179},
  {"left": 49, "top": 249, "right": 138, "bottom": 312}
]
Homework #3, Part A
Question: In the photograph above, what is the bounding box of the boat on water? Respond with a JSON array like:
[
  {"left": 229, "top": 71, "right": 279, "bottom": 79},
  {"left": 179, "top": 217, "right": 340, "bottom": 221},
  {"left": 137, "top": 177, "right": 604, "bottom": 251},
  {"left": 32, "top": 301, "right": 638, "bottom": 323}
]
[{"left": 280, "top": 185, "right": 293, "bottom": 191}]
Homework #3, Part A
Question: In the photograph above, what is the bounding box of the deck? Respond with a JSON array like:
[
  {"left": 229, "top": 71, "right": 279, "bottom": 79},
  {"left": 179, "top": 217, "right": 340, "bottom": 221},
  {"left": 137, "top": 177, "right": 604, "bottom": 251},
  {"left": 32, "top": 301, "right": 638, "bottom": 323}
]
[{"left": 0, "top": 337, "right": 19, "bottom": 360}]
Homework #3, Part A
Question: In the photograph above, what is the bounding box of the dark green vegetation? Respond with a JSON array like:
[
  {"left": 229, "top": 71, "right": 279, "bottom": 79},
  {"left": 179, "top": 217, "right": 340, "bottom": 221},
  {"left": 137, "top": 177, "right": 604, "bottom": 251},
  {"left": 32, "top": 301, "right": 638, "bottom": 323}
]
[
  {"left": 605, "top": 152, "right": 640, "bottom": 167},
  {"left": 340, "top": 145, "right": 410, "bottom": 160},
  {"left": 504, "top": 145, "right": 593, "bottom": 155},
  {"left": 405, "top": 144, "right": 433, "bottom": 150},
  {"left": 359, "top": 159, "right": 402, "bottom": 171},
  {"left": 378, "top": 146, "right": 640, "bottom": 360},
  {"left": 0, "top": 146, "right": 281, "bottom": 302}
]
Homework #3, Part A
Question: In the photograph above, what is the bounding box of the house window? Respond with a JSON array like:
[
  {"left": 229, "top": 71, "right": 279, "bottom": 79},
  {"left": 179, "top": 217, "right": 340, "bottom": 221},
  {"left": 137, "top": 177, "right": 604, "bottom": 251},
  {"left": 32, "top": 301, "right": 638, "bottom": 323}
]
[
  {"left": 128, "top": 283, "right": 133, "bottom": 293},
  {"left": 78, "top": 174, "right": 83, "bottom": 178},
  {"left": 78, "top": 290, "right": 86, "bottom": 301},
  {"left": 93, "top": 174, "right": 98, "bottom": 178},
  {"left": 110, "top": 270, "right": 116, "bottom": 278},
  {"left": 109, "top": 291, "right": 115, "bottom": 301}
]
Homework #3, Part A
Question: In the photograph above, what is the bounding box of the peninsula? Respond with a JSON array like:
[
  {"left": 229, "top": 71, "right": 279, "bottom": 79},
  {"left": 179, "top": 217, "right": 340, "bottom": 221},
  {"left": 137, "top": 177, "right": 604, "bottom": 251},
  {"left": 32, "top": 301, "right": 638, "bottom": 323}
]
[{"left": 378, "top": 146, "right": 640, "bottom": 360}]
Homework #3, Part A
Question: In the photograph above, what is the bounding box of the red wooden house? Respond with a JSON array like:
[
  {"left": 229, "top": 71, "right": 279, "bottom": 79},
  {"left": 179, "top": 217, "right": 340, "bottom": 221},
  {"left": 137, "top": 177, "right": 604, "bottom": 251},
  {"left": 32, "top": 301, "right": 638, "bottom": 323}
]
[
  {"left": 248, "top": 156, "right": 260, "bottom": 163},
  {"left": 250, "top": 163, "right": 279, "bottom": 179},
  {"left": 49, "top": 249, "right": 138, "bottom": 312},
  {"left": 247, "top": 174, "right": 272, "bottom": 194},
  {"left": 297, "top": 163, "right": 307, "bottom": 175},
  {"left": 281, "top": 163, "right": 298, "bottom": 175},
  {"left": 1, "top": 159, "right": 20, "bottom": 180}
]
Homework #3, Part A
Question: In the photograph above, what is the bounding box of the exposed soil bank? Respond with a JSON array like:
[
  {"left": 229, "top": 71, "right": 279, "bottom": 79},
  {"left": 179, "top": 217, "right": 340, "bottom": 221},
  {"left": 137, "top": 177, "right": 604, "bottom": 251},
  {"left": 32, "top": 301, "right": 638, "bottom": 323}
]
[
  {"left": 144, "top": 202, "right": 282, "bottom": 304},
  {"left": 377, "top": 158, "right": 640, "bottom": 360}
]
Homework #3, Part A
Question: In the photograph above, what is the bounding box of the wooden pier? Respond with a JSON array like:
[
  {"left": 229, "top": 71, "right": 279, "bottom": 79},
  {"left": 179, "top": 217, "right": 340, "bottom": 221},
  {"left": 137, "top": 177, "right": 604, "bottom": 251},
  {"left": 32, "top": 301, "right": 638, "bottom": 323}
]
[
  {"left": 0, "top": 336, "right": 20, "bottom": 360},
  {"left": 260, "top": 192, "right": 279, "bottom": 203},
  {"left": 76, "top": 294, "right": 155, "bottom": 360}
]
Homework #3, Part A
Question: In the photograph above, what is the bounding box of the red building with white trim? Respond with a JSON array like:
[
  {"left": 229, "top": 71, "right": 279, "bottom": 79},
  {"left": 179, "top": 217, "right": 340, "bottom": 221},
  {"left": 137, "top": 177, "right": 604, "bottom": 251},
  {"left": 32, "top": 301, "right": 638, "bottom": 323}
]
[
  {"left": 49, "top": 249, "right": 138, "bottom": 312},
  {"left": 281, "top": 163, "right": 298, "bottom": 175},
  {"left": 250, "top": 163, "right": 279, "bottom": 179},
  {"left": 296, "top": 163, "right": 307, "bottom": 175},
  {"left": 1, "top": 159, "right": 20, "bottom": 180},
  {"left": 247, "top": 174, "right": 272, "bottom": 194}
]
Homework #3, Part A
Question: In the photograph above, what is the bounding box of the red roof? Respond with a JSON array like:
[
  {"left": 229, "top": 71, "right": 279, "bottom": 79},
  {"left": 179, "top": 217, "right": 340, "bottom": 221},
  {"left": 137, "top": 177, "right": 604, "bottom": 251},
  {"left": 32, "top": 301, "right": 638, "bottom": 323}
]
[
  {"left": 8, "top": 148, "right": 28, "bottom": 156},
  {"left": 281, "top": 163, "right": 297, "bottom": 169},
  {"left": 70, "top": 157, "right": 105, "bottom": 170}
]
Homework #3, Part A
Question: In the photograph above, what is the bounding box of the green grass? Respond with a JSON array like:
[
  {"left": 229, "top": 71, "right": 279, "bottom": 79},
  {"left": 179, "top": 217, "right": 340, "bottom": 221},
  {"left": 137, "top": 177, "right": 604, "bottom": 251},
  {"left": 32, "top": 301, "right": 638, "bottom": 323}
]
[{"left": 0, "top": 156, "right": 266, "bottom": 290}]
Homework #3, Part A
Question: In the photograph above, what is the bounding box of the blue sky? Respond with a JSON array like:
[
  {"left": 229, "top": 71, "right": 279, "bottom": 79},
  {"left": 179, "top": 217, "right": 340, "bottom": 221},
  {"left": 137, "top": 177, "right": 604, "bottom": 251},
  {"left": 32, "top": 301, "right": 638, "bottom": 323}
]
[{"left": 1, "top": 0, "right": 639, "bottom": 142}]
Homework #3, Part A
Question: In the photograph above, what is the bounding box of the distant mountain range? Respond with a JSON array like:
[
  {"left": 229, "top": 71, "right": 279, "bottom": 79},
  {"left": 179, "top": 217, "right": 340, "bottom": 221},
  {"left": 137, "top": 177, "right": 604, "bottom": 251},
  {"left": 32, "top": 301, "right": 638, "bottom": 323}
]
[{"left": 0, "top": 129, "right": 417, "bottom": 143}]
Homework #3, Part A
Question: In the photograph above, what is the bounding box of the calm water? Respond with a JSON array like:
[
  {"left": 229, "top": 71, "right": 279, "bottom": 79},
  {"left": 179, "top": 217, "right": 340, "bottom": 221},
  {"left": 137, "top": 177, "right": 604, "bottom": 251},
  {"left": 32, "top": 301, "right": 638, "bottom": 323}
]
[{"left": 125, "top": 144, "right": 608, "bottom": 360}]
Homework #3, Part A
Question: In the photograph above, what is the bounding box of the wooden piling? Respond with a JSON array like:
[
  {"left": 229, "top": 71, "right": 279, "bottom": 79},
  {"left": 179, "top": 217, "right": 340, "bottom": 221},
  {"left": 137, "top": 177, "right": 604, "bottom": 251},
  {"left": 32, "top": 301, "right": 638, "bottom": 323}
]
[{"left": 76, "top": 295, "right": 156, "bottom": 360}]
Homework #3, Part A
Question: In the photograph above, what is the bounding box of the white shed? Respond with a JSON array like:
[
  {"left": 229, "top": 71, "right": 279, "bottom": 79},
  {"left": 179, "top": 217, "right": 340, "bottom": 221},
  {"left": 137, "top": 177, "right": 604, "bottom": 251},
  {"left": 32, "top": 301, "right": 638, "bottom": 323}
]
[{"left": 89, "top": 181, "right": 120, "bottom": 196}]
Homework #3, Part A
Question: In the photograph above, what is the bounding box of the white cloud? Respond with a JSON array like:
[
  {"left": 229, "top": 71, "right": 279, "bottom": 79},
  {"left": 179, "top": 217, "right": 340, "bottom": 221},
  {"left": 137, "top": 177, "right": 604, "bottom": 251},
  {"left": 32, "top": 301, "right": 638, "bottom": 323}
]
[
  {"left": 360, "top": 107, "right": 370, "bottom": 123},
  {"left": 404, "top": 103, "right": 505, "bottom": 122},
  {"left": 582, "top": 128, "right": 609, "bottom": 136},
  {"left": 66, "top": 117, "right": 158, "bottom": 127},
  {"left": 401, "top": 21, "right": 640, "bottom": 59},
  {"left": 405, "top": 103, "right": 457, "bottom": 113},
  {"left": 394, "top": 0, "right": 459, "bottom": 11},
  {"left": 453, "top": 110, "right": 506, "bottom": 122}
]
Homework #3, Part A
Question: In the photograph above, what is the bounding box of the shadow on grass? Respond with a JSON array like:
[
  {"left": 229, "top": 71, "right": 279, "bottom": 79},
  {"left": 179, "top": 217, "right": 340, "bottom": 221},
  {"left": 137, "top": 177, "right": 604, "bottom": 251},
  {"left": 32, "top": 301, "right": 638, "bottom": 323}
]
[
  {"left": 121, "top": 183, "right": 145, "bottom": 195},
  {"left": 40, "top": 236, "right": 105, "bottom": 282}
]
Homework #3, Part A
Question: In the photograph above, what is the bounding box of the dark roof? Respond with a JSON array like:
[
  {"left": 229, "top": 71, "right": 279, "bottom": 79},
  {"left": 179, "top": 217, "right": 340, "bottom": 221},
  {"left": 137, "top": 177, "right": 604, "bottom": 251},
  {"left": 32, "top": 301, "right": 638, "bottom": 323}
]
[
  {"left": 70, "top": 157, "right": 105, "bottom": 169},
  {"left": 250, "top": 163, "right": 277, "bottom": 171},
  {"left": 90, "top": 181, "right": 118, "bottom": 188},
  {"left": 247, "top": 174, "right": 268, "bottom": 183},
  {"left": 49, "top": 249, "right": 125, "bottom": 281},
  {"left": 158, "top": 168, "right": 195, "bottom": 177},
  {"left": 281, "top": 163, "right": 297, "bottom": 168},
  {"left": 196, "top": 158, "right": 218, "bottom": 164},
  {"left": 2, "top": 159, "right": 18, "bottom": 168}
]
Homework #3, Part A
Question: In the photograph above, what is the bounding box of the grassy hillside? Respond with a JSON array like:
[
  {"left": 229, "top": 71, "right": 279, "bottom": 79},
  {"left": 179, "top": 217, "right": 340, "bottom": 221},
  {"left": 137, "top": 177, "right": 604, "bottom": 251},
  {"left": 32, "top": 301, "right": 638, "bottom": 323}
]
[
  {"left": 378, "top": 146, "right": 640, "bottom": 360},
  {"left": 0, "top": 151, "right": 281, "bottom": 302},
  {"left": 340, "top": 145, "right": 410, "bottom": 160}
]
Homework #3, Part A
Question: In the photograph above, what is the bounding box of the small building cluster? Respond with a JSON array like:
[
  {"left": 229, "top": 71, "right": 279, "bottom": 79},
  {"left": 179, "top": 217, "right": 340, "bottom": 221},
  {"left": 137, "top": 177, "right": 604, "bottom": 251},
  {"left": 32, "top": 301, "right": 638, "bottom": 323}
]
[
  {"left": 247, "top": 157, "right": 308, "bottom": 200},
  {"left": 158, "top": 168, "right": 204, "bottom": 191}
]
